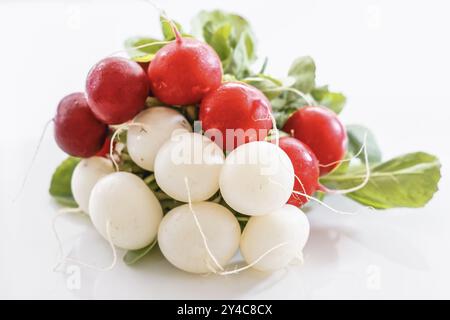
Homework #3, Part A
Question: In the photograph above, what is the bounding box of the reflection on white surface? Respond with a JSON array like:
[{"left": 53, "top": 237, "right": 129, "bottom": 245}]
[{"left": 40, "top": 192, "right": 448, "bottom": 300}]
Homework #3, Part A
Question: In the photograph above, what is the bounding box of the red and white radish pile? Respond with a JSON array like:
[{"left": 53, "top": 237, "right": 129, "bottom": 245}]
[{"left": 51, "top": 20, "right": 353, "bottom": 275}]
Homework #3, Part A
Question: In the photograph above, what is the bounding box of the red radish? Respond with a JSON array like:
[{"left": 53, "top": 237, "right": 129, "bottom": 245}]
[
  {"left": 147, "top": 37, "right": 222, "bottom": 105},
  {"left": 283, "top": 106, "right": 347, "bottom": 175},
  {"left": 54, "top": 92, "right": 108, "bottom": 157},
  {"left": 86, "top": 57, "right": 149, "bottom": 125},
  {"left": 137, "top": 62, "right": 153, "bottom": 96},
  {"left": 199, "top": 82, "right": 273, "bottom": 151},
  {"left": 95, "top": 130, "right": 115, "bottom": 158},
  {"left": 277, "top": 137, "right": 320, "bottom": 207}
]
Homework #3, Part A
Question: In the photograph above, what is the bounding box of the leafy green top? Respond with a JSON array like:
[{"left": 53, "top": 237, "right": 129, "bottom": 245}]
[{"left": 49, "top": 157, "right": 80, "bottom": 207}]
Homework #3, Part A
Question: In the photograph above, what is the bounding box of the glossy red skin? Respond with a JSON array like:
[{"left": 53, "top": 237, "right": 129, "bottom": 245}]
[
  {"left": 147, "top": 38, "right": 222, "bottom": 105},
  {"left": 199, "top": 82, "right": 273, "bottom": 151},
  {"left": 283, "top": 106, "right": 347, "bottom": 175},
  {"left": 54, "top": 92, "right": 108, "bottom": 157},
  {"left": 86, "top": 57, "right": 149, "bottom": 125},
  {"left": 277, "top": 137, "right": 320, "bottom": 207}
]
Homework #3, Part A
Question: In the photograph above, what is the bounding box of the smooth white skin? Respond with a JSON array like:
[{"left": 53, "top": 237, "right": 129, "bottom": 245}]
[
  {"left": 154, "top": 132, "right": 225, "bottom": 202},
  {"left": 219, "top": 141, "right": 295, "bottom": 216},
  {"left": 71, "top": 157, "right": 114, "bottom": 214},
  {"left": 127, "top": 107, "right": 192, "bottom": 171},
  {"left": 240, "top": 204, "right": 310, "bottom": 272},
  {"left": 158, "top": 202, "right": 241, "bottom": 274},
  {"left": 89, "top": 172, "right": 163, "bottom": 250}
]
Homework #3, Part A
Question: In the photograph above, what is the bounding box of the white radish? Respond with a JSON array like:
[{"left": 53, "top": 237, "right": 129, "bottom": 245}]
[
  {"left": 158, "top": 202, "right": 241, "bottom": 274},
  {"left": 219, "top": 141, "right": 294, "bottom": 216},
  {"left": 71, "top": 156, "right": 114, "bottom": 214},
  {"left": 154, "top": 132, "right": 224, "bottom": 202},
  {"left": 127, "top": 107, "right": 192, "bottom": 171},
  {"left": 240, "top": 204, "right": 310, "bottom": 272},
  {"left": 89, "top": 172, "right": 163, "bottom": 250}
]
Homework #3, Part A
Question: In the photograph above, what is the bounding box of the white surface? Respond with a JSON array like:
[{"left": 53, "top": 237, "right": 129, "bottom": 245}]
[{"left": 0, "top": 0, "right": 449, "bottom": 299}]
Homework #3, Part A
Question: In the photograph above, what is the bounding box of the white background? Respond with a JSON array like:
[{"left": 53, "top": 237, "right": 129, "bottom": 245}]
[{"left": 0, "top": 0, "right": 449, "bottom": 299}]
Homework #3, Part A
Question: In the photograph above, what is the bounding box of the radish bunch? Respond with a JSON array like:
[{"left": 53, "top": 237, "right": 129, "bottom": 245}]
[{"left": 49, "top": 10, "right": 441, "bottom": 274}]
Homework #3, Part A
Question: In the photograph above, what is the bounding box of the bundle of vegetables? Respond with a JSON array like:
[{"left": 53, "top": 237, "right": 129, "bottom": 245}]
[{"left": 49, "top": 10, "right": 441, "bottom": 273}]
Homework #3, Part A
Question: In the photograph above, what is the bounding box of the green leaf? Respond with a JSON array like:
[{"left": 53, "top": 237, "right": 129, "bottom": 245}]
[
  {"left": 270, "top": 97, "right": 289, "bottom": 110},
  {"left": 123, "top": 239, "right": 158, "bottom": 265},
  {"left": 311, "top": 85, "right": 346, "bottom": 114},
  {"left": 160, "top": 199, "right": 184, "bottom": 213},
  {"left": 346, "top": 124, "right": 382, "bottom": 164},
  {"left": 160, "top": 16, "right": 183, "bottom": 40},
  {"left": 223, "top": 74, "right": 237, "bottom": 82},
  {"left": 133, "top": 54, "right": 156, "bottom": 63},
  {"left": 145, "top": 96, "right": 168, "bottom": 108},
  {"left": 288, "top": 56, "right": 316, "bottom": 94},
  {"left": 49, "top": 157, "right": 80, "bottom": 207},
  {"left": 180, "top": 105, "right": 199, "bottom": 126},
  {"left": 124, "top": 37, "right": 165, "bottom": 62},
  {"left": 329, "top": 152, "right": 352, "bottom": 175},
  {"left": 321, "top": 152, "right": 441, "bottom": 209},
  {"left": 259, "top": 57, "right": 268, "bottom": 74},
  {"left": 228, "top": 30, "right": 255, "bottom": 78}
]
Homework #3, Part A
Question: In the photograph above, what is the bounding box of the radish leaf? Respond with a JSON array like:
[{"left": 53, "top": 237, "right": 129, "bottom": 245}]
[
  {"left": 311, "top": 85, "right": 346, "bottom": 114},
  {"left": 346, "top": 124, "right": 382, "bottom": 164},
  {"left": 192, "top": 10, "right": 256, "bottom": 79}
]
